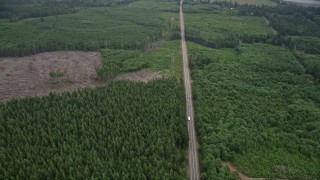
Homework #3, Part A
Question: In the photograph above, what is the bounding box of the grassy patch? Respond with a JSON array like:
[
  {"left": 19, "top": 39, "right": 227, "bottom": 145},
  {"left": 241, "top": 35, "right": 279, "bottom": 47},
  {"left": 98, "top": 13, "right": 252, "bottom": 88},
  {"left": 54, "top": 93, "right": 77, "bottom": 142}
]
[
  {"left": 97, "top": 40, "right": 182, "bottom": 80},
  {"left": 183, "top": 2, "right": 223, "bottom": 14},
  {"left": 184, "top": 12, "right": 274, "bottom": 48},
  {"left": 49, "top": 71, "right": 64, "bottom": 78}
]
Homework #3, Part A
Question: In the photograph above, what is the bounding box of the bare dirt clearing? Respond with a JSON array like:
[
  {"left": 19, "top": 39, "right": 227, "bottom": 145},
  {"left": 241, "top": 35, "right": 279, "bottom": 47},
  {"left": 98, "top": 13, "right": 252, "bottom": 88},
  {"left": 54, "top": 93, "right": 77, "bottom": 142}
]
[
  {"left": 0, "top": 51, "right": 165, "bottom": 102},
  {"left": 114, "top": 69, "right": 164, "bottom": 83},
  {"left": 0, "top": 51, "right": 102, "bottom": 102}
]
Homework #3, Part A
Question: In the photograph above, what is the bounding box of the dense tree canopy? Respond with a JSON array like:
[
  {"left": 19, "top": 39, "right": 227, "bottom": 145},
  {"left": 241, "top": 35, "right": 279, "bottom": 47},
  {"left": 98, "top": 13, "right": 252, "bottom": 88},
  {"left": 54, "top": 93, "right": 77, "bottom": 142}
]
[
  {"left": 0, "top": 79, "right": 188, "bottom": 179},
  {"left": 189, "top": 42, "right": 320, "bottom": 179}
]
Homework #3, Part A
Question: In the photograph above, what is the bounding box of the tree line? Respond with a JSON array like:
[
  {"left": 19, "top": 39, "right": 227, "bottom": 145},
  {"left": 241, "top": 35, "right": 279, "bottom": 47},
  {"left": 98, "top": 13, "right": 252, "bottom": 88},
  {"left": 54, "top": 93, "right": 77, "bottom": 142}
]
[{"left": 0, "top": 0, "right": 138, "bottom": 21}]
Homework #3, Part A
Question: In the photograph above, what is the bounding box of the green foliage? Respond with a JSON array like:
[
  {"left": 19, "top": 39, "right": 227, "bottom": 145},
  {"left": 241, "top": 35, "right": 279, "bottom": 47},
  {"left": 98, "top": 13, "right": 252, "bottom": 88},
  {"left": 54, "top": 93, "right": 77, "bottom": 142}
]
[
  {"left": 235, "top": 146, "right": 320, "bottom": 178},
  {"left": 0, "top": 0, "right": 138, "bottom": 20},
  {"left": 184, "top": 12, "right": 274, "bottom": 48},
  {"left": 97, "top": 41, "right": 182, "bottom": 80},
  {"left": 0, "top": 79, "right": 188, "bottom": 179},
  {"left": 269, "top": 15, "right": 320, "bottom": 37},
  {"left": 0, "top": 4, "right": 72, "bottom": 21},
  {"left": 183, "top": 0, "right": 320, "bottom": 54},
  {"left": 315, "top": 15, "right": 320, "bottom": 25},
  {"left": 289, "top": 36, "right": 320, "bottom": 54},
  {"left": 49, "top": 71, "right": 64, "bottom": 78},
  {"left": 185, "top": 0, "right": 276, "bottom": 7},
  {"left": 208, "top": 0, "right": 277, "bottom": 6},
  {"left": 0, "top": 1, "right": 179, "bottom": 56},
  {"left": 184, "top": 2, "right": 320, "bottom": 178},
  {"left": 126, "top": 0, "right": 179, "bottom": 12},
  {"left": 183, "top": 2, "right": 223, "bottom": 14},
  {"left": 189, "top": 42, "right": 320, "bottom": 179},
  {"left": 295, "top": 52, "right": 320, "bottom": 83}
]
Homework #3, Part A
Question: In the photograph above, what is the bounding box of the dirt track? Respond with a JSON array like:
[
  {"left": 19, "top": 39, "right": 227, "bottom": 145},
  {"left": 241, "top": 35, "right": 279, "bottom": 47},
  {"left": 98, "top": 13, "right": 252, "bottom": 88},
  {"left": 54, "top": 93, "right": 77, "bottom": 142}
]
[
  {"left": 0, "top": 51, "right": 102, "bottom": 101},
  {"left": 180, "top": 0, "right": 200, "bottom": 179},
  {"left": 223, "top": 162, "right": 266, "bottom": 180}
]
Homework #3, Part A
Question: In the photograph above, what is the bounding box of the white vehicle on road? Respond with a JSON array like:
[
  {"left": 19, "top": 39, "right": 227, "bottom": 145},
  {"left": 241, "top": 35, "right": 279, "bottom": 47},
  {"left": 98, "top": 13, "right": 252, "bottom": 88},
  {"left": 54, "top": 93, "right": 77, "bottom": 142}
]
[{"left": 188, "top": 116, "right": 191, "bottom": 121}]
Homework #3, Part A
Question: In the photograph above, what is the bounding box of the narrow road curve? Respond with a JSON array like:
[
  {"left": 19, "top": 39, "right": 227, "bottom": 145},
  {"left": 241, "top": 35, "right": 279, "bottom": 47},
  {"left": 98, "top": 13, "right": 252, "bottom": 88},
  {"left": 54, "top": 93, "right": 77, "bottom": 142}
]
[{"left": 179, "top": 1, "right": 200, "bottom": 179}]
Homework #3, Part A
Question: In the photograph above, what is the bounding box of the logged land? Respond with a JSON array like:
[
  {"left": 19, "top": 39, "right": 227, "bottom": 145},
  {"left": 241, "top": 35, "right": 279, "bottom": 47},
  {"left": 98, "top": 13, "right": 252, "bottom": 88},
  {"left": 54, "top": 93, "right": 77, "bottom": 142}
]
[
  {"left": 114, "top": 69, "right": 164, "bottom": 83},
  {"left": 0, "top": 40, "right": 181, "bottom": 101},
  {"left": 0, "top": 51, "right": 167, "bottom": 102},
  {"left": 0, "top": 51, "right": 101, "bottom": 101},
  {"left": 0, "top": 0, "right": 182, "bottom": 99}
]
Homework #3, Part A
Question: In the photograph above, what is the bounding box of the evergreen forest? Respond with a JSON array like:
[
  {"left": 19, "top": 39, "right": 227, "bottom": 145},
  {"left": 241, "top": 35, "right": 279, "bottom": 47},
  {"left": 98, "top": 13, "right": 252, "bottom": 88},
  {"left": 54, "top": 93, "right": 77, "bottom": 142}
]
[
  {"left": 185, "top": 0, "right": 320, "bottom": 179},
  {"left": 0, "top": 79, "right": 188, "bottom": 179}
]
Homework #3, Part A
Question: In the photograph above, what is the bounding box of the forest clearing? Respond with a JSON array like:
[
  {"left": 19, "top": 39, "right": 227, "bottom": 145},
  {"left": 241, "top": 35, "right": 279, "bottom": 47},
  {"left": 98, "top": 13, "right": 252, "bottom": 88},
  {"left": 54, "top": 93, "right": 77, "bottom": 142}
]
[
  {"left": 114, "top": 69, "right": 164, "bottom": 82},
  {"left": 0, "top": 51, "right": 101, "bottom": 101},
  {"left": 0, "top": 51, "right": 167, "bottom": 101}
]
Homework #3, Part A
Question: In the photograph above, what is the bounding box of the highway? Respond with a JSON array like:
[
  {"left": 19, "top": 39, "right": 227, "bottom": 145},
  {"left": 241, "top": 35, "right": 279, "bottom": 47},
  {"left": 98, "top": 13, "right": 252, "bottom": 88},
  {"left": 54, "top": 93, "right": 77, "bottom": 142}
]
[{"left": 179, "top": 0, "right": 200, "bottom": 179}]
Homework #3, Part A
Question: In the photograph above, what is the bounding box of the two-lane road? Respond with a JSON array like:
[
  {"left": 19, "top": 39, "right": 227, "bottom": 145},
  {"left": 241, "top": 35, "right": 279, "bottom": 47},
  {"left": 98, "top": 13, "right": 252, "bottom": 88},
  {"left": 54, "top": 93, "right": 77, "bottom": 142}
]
[{"left": 179, "top": 0, "right": 200, "bottom": 179}]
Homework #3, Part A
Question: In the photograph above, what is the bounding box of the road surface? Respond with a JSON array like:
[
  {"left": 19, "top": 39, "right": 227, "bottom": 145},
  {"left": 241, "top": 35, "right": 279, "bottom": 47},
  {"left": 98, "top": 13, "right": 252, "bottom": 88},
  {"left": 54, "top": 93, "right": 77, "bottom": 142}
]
[{"left": 179, "top": 1, "right": 200, "bottom": 179}]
